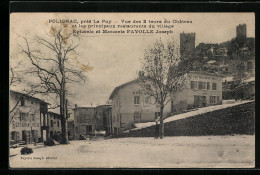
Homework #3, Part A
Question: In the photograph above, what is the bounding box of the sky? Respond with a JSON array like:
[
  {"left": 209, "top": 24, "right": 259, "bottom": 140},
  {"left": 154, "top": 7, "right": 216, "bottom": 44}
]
[{"left": 10, "top": 13, "right": 255, "bottom": 108}]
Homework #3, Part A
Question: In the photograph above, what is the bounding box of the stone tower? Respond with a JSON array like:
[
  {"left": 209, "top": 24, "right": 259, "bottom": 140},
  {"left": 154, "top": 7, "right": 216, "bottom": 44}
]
[
  {"left": 180, "top": 32, "right": 195, "bottom": 60},
  {"left": 236, "top": 24, "right": 247, "bottom": 40}
]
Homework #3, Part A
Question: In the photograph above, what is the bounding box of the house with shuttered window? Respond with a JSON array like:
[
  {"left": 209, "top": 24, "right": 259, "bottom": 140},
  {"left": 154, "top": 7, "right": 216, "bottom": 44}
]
[
  {"left": 47, "top": 112, "right": 62, "bottom": 138},
  {"left": 9, "top": 90, "right": 49, "bottom": 144},
  {"left": 109, "top": 71, "right": 222, "bottom": 134},
  {"left": 73, "top": 105, "right": 96, "bottom": 139}
]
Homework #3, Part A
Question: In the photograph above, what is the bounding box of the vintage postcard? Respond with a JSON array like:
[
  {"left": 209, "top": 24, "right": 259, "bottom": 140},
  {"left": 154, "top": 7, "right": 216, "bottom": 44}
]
[{"left": 9, "top": 13, "right": 255, "bottom": 168}]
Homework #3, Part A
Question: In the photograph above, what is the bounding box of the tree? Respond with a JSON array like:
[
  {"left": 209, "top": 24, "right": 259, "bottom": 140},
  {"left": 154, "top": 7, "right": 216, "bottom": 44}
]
[
  {"left": 139, "top": 39, "right": 188, "bottom": 139},
  {"left": 18, "top": 24, "right": 90, "bottom": 144}
]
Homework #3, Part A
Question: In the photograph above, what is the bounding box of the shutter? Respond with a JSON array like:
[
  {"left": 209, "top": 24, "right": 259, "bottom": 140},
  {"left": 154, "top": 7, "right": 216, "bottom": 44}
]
[{"left": 16, "top": 132, "right": 20, "bottom": 141}]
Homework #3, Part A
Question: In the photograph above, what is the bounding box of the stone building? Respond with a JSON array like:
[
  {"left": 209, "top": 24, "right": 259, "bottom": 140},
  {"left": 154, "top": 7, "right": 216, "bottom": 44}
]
[
  {"left": 236, "top": 24, "right": 247, "bottom": 40},
  {"left": 47, "top": 112, "right": 62, "bottom": 138},
  {"left": 109, "top": 71, "right": 222, "bottom": 134},
  {"left": 9, "top": 90, "right": 49, "bottom": 144},
  {"left": 95, "top": 104, "right": 112, "bottom": 131},
  {"left": 73, "top": 106, "right": 96, "bottom": 139},
  {"left": 180, "top": 32, "right": 196, "bottom": 59},
  {"left": 103, "top": 106, "right": 112, "bottom": 136}
]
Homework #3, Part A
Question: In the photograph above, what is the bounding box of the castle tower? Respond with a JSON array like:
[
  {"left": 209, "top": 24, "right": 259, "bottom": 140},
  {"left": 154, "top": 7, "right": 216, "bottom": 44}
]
[
  {"left": 180, "top": 32, "right": 195, "bottom": 60},
  {"left": 236, "top": 24, "right": 247, "bottom": 40}
]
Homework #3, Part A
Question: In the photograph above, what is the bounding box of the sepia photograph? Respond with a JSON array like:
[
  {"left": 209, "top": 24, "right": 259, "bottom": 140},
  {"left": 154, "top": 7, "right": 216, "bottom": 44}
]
[{"left": 9, "top": 13, "right": 255, "bottom": 168}]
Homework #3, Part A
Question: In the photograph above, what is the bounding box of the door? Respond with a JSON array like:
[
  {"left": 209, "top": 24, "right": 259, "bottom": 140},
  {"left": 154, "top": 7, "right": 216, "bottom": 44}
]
[
  {"left": 22, "top": 130, "right": 27, "bottom": 142},
  {"left": 32, "top": 130, "right": 38, "bottom": 142},
  {"left": 86, "top": 125, "right": 92, "bottom": 134},
  {"left": 194, "top": 96, "right": 207, "bottom": 108},
  {"left": 11, "top": 131, "right": 16, "bottom": 141},
  {"left": 194, "top": 96, "right": 199, "bottom": 107},
  {"left": 202, "top": 96, "right": 206, "bottom": 107}
]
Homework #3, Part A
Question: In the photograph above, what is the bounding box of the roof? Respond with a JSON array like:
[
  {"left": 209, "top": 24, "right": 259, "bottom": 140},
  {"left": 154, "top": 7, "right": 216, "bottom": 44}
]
[
  {"left": 222, "top": 76, "right": 234, "bottom": 82},
  {"left": 96, "top": 104, "right": 112, "bottom": 108},
  {"left": 73, "top": 105, "right": 96, "bottom": 110},
  {"left": 109, "top": 79, "right": 139, "bottom": 100},
  {"left": 10, "top": 90, "right": 50, "bottom": 104},
  {"left": 68, "top": 120, "right": 74, "bottom": 123},
  {"left": 104, "top": 106, "right": 112, "bottom": 111},
  {"left": 189, "top": 71, "right": 224, "bottom": 77},
  {"left": 47, "top": 111, "right": 61, "bottom": 116},
  {"left": 109, "top": 71, "right": 224, "bottom": 100},
  {"left": 79, "top": 105, "right": 97, "bottom": 108}
]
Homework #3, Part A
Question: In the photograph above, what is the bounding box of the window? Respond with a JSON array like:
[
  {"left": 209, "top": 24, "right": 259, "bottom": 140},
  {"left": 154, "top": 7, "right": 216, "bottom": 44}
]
[
  {"left": 84, "top": 115, "right": 90, "bottom": 123},
  {"left": 210, "top": 96, "right": 216, "bottom": 104},
  {"left": 31, "top": 114, "right": 35, "bottom": 122},
  {"left": 207, "top": 82, "right": 210, "bottom": 90},
  {"left": 11, "top": 131, "right": 16, "bottom": 140},
  {"left": 57, "top": 121, "right": 59, "bottom": 127},
  {"left": 198, "top": 82, "right": 206, "bottom": 90},
  {"left": 51, "top": 120, "right": 54, "bottom": 127},
  {"left": 20, "top": 113, "right": 27, "bottom": 121},
  {"left": 75, "top": 127, "right": 78, "bottom": 133},
  {"left": 212, "top": 83, "right": 217, "bottom": 90},
  {"left": 134, "top": 96, "right": 140, "bottom": 105},
  {"left": 21, "top": 97, "right": 25, "bottom": 106},
  {"left": 217, "top": 96, "right": 220, "bottom": 103},
  {"left": 117, "top": 114, "right": 120, "bottom": 123},
  {"left": 191, "top": 81, "right": 198, "bottom": 89},
  {"left": 171, "top": 100, "right": 174, "bottom": 113},
  {"left": 155, "top": 112, "right": 160, "bottom": 118},
  {"left": 134, "top": 112, "right": 141, "bottom": 122},
  {"left": 79, "top": 115, "right": 85, "bottom": 123}
]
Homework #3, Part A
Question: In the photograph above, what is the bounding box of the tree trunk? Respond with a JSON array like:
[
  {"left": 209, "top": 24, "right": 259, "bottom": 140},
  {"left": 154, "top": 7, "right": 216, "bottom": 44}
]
[
  {"left": 60, "top": 88, "right": 68, "bottom": 144},
  {"left": 159, "top": 105, "right": 164, "bottom": 139},
  {"left": 60, "top": 58, "right": 69, "bottom": 144}
]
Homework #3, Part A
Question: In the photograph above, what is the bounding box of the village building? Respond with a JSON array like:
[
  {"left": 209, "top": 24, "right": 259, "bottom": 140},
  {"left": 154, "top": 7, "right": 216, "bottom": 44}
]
[
  {"left": 73, "top": 105, "right": 96, "bottom": 139},
  {"left": 103, "top": 106, "right": 112, "bottom": 136},
  {"left": 9, "top": 90, "right": 49, "bottom": 144},
  {"left": 95, "top": 104, "right": 112, "bottom": 131},
  {"left": 109, "top": 71, "right": 223, "bottom": 134},
  {"left": 47, "top": 112, "right": 62, "bottom": 138}
]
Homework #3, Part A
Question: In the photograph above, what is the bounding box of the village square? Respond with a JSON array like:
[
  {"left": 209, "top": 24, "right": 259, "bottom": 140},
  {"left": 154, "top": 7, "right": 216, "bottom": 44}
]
[{"left": 9, "top": 13, "right": 255, "bottom": 168}]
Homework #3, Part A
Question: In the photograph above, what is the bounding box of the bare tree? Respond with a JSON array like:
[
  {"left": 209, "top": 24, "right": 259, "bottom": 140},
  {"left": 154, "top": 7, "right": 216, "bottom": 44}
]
[
  {"left": 139, "top": 39, "right": 189, "bottom": 139},
  {"left": 9, "top": 62, "right": 26, "bottom": 124},
  {"left": 18, "top": 24, "right": 91, "bottom": 144}
]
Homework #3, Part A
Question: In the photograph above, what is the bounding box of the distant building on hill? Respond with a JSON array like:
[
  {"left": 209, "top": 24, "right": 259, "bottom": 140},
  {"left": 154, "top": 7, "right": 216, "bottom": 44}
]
[
  {"left": 180, "top": 32, "right": 196, "bottom": 60},
  {"left": 236, "top": 24, "right": 247, "bottom": 40}
]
